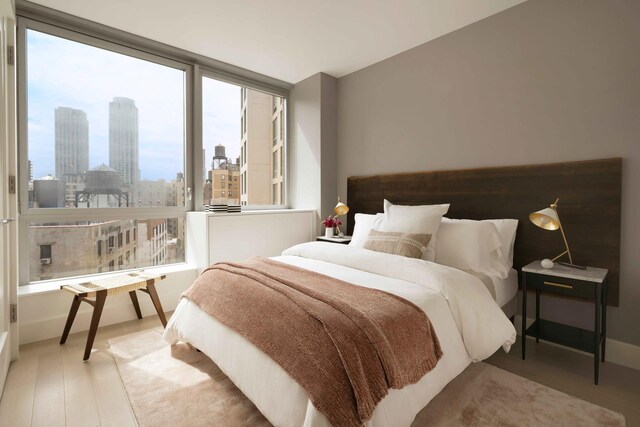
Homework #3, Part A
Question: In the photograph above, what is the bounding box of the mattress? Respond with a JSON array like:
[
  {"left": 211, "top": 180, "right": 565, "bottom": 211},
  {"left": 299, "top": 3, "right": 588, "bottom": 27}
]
[{"left": 464, "top": 268, "right": 519, "bottom": 308}]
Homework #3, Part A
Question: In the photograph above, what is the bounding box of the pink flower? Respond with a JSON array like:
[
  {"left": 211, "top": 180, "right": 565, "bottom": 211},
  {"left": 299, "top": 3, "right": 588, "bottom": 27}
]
[{"left": 321, "top": 215, "right": 341, "bottom": 228}]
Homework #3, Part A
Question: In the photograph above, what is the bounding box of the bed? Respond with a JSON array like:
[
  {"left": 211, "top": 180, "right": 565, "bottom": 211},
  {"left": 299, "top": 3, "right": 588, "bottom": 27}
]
[
  {"left": 165, "top": 242, "right": 517, "bottom": 427},
  {"left": 165, "top": 158, "right": 621, "bottom": 426}
]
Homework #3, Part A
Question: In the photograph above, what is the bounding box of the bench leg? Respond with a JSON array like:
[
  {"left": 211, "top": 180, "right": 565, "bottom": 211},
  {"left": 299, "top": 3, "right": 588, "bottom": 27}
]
[
  {"left": 129, "top": 290, "right": 143, "bottom": 320},
  {"left": 60, "top": 295, "right": 81, "bottom": 345},
  {"left": 146, "top": 283, "right": 167, "bottom": 327},
  {"left": 83, "top": 290, "right": 107, "bottom": 361}
]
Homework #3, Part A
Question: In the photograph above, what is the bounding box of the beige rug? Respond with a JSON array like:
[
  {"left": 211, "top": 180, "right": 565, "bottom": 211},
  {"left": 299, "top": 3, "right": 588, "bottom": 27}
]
[{"left": 109, "top": 328, "right": 626, "bottom": 427}]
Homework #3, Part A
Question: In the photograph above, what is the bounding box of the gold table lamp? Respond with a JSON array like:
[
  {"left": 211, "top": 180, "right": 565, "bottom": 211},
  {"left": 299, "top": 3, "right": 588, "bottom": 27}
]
[
  {"left": 333, "top": 197, "right": 349, "bottom": 237},
  {"left": 529, "top": 198, "right": 585, "bottom": 269}
]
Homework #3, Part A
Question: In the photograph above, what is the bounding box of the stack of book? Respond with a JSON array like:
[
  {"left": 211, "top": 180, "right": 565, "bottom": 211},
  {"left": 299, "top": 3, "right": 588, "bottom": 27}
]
[{"left": 203, "top": 204, "right": 227, "bottom": 213}]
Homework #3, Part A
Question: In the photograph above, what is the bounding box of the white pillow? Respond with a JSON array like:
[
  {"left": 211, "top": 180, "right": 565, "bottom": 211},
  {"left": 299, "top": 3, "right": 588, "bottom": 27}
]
[
  {"left": 349, "top": 213, "right": 384, "bottom": 247},
  {"left": 374, "top": 200, "right": 450, "bottom": 261},
  {"left": 486, "top": 219, "right": 519, "bottom": 268},
  {"left": 435, "top": 218, "right": 510, "bottom": 279}
]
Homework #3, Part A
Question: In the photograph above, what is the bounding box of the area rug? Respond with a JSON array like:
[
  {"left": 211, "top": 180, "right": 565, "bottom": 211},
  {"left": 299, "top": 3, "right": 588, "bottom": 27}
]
[{"left": 109, "top": 328, "right": 626, "bottom": 427}]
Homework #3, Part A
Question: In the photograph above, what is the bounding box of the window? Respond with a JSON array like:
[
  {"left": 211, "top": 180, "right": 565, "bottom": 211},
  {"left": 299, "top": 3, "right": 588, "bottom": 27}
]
[
  {"left": 280, "top": 147, "right": 284, "bottom": 178},
  {"left": 18, "top": 14, "right": 289, "bottom": 286},
  {"left": 273, "top": 151, "right": 278, "bottom": 178},
  {"left": 40, "top": 244, "right": 52, "bottom": 261},
  {"left": 280, "top": 111, "right": 284, "bottom": 140},
  {"left": 202, "top": 76, "right": 286, "bottom": 207},
  {"left": 272, "top": 118, "right": 278, "bottom": 145},
  {"left": 24, "top": 30, "right": 185, "bottom": 209},
  {"left": 20, "top": 22, "right": 188, "bottom": 284}
]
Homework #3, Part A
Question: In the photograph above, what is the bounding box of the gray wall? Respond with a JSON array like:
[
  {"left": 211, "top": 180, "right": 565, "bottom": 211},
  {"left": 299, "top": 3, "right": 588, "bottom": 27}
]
[
  {"left": 290, "top": 72, "right": 338, "bottom": 231},
  {"left": 337, "top": 0, "right": 640, "bottom": 346}
]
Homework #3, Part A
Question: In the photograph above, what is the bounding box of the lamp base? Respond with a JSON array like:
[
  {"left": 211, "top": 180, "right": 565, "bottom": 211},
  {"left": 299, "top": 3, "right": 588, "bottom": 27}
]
[{"left": 558, "top": 261, "right": 587, "bottom": 270}]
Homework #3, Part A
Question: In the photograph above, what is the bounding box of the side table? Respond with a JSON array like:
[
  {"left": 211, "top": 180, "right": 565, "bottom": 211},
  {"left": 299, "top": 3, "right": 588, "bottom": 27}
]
[{"left": 521, "top": 261, "right": 608, "bottom": 384}]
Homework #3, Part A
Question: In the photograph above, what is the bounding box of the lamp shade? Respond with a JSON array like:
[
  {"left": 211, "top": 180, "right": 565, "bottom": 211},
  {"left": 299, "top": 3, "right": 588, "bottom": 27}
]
[
  {"left": 529, "top": 207, "right": 560, "bottom": 231},
  {"left": 334, "top": 200, "right": 349, "bottom": 216}
]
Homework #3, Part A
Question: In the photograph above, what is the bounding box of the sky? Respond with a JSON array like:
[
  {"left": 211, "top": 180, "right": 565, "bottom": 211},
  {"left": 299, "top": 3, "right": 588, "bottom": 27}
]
[{"left": 27, "top": 29, "right": 242, "bottom": 182}]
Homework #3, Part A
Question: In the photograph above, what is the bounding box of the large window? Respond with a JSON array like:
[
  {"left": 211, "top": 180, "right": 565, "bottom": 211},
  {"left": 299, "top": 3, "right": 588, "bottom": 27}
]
[
  {"left": 202, "top": 76, "right": 286, "bottom": 208},
  {"left": 19, "top": 22, "right": 188, "bottom": 284},
  {"left": 25, "top": 29, "right": 185, "bottom": 209},
  {"left": 17, "top": 15, "right": 288, "bottom": 285}
]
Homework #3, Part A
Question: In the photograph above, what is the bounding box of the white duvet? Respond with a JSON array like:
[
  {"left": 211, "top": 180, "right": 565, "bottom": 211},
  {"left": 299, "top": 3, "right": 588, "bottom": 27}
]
[{"left": 164, "top": 242, "right": 516, "bottom": 427}]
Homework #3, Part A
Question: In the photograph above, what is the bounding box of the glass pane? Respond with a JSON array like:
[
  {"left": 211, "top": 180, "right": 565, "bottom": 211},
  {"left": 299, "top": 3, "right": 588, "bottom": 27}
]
[
  {"left": 26, "top": 29, "right": 186, "bottom": 208},
  {"left": 202, "top": 77, "right": 285, "bottom": 208},
  {"left": 27, "top": 217, "right": 185, "bottom": 282}
]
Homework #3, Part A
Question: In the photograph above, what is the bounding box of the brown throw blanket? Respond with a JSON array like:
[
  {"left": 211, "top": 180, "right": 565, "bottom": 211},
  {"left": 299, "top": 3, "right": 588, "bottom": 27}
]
[{"left": 182, "top": 257, "right": 443, "bottom": 427}]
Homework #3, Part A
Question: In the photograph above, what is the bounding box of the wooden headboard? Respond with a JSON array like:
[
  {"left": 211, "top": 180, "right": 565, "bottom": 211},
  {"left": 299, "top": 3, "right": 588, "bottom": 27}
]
[{"left": 347, "top": 158, "right": 622, "bottom": 306}]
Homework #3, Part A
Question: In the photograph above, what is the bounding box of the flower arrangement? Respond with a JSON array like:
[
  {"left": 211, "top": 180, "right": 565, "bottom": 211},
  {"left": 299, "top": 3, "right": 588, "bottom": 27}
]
[{"left": 321, "top": 215, "right": 342, "bottom": 228}]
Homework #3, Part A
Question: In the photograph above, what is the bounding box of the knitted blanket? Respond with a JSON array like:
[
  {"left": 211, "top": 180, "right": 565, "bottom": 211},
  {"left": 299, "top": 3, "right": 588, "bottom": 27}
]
[{"left": 182, "top": 257, "right": 442, "bottom": 427}]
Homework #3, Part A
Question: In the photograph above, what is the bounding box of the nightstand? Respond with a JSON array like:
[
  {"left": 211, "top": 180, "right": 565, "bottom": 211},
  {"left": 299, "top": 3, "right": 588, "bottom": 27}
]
[
  {"left": 316, "top": 235, "right": 351, "bottom": 244},
  {"left": 521, "top": 261, "right": 608, "bottom": 384}
]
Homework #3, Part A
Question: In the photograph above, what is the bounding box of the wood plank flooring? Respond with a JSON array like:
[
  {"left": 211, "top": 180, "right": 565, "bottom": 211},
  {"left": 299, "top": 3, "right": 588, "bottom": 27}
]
[
  {"left": 1, "top": 316, "right": 639, "bottom": 426},
  {"left": 0, "top": 314, "right": 163, "bottom": 427}
]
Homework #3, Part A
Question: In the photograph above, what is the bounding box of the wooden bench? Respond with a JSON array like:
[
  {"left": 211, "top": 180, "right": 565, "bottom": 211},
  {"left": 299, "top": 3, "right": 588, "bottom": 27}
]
[{"left": 60, "top": 271, "right": 167, "bottom": 360}]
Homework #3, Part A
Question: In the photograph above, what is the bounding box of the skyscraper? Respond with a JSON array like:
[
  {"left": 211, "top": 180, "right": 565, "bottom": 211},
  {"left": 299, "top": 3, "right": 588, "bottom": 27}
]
[
  {"left": 55, "top": 107, "right": 88, "bottom": 180},
  {"left": 239, "top": 88, "right": 285, "bottom": 206},
  {"left": 109, "top": 97, "right": 139, "bottom": 192}
]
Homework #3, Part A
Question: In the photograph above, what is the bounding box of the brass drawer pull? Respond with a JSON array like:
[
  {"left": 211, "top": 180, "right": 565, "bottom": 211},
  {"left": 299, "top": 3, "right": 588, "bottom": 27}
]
[{"left": 544, "top": 281, "right": 573, "bottom": 289}]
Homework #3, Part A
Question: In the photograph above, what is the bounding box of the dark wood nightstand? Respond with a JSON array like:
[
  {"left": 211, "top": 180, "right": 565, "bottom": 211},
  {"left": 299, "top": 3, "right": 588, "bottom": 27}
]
[
  {"left": 521, "top": 261, "right": 608, "bottom": 384},
  {"left": 316, "top": 235, "right": 351, "bottom": 244}
]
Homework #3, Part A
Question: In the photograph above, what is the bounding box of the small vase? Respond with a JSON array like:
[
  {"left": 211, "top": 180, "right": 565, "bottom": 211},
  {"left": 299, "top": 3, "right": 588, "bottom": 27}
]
[{"left": 324, "top": 227, "right": 334, "bottom": 238}]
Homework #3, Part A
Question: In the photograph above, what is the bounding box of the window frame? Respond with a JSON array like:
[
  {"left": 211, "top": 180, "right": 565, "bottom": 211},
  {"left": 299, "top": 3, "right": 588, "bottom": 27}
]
[
  {"left": 16, "top": 18, "right": 193, "bottom": 285},
  {"left": 15, "top": 7, "right": 290, "bottom": 286}
]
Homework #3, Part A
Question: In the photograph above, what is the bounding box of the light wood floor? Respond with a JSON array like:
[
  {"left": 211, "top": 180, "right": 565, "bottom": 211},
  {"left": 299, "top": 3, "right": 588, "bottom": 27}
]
[
  {"left": 0, "top": 314, "right": 167, "bottom": 427},
  {"left": 1, "top": 316, "right": 639, "bottom": 426}
]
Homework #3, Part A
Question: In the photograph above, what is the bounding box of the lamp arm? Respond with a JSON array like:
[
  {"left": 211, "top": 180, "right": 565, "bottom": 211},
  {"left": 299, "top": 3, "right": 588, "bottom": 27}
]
[
  {"left": 551, "top": 250, "right": 568, "bottom": 262},
  {"left": 552, "top": 206, "right": 573, "bottom": 264}
]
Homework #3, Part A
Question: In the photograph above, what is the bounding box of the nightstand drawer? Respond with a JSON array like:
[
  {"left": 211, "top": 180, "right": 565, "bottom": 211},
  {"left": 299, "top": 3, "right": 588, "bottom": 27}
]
[{"left": 525, "top": 273, "right": 594, "bottom": 299}]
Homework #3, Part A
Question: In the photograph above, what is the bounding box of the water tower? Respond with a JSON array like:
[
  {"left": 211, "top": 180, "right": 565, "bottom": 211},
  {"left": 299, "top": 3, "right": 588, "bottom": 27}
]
[
  {"left": 33, "top": 175, "right": 65, "bottom": 208},
  {"left": 212, "top": 144, "right": 227, "bottom": 170},
  {"left": 75, "top": 164, "right": 129, "bottom": 207}
]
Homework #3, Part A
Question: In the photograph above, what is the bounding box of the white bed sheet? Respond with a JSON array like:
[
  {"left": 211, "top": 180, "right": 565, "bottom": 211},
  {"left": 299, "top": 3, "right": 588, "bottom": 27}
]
[
  {"left": 464, "top": 268, "right": 519, "bottom": 308},
  {"left": 164, "top": 242, "right": 516, "bottom": 427}
]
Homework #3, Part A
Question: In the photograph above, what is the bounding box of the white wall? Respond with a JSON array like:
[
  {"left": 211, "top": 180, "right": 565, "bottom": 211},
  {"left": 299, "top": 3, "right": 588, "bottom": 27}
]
[{"left": 289, "top": 73, "right": 338, "bottom": 232}]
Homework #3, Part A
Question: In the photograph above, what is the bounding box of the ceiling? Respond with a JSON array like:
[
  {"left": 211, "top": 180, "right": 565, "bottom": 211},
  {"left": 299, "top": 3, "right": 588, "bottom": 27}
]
[{"left": 29, "top": 0, "right": 526, "bottom": 84}]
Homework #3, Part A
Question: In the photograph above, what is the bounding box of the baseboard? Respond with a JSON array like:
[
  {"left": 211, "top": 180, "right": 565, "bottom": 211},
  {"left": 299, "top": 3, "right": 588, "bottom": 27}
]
[{"left": 514, "top": 315, "right": 640, "bottom": 372}]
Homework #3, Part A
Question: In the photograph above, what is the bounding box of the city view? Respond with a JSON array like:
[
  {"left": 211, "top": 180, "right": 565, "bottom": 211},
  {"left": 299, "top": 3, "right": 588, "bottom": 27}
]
[{"left": 25, "top": 30, "right": 285, "bottom": 283}]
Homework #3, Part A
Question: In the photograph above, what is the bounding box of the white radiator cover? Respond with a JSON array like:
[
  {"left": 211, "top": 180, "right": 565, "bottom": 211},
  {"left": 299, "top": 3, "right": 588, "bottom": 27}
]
[{"left": 186, "top": 210, "right": 316, "bottom": 272}]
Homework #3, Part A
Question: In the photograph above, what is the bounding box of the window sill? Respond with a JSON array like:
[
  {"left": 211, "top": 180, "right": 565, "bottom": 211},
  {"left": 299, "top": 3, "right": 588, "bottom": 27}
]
[
  {"left": 18, "top": 263, "right": 197, "bottom": 297},
  {"left": 193, "top": 208, "right": 315, "bottom": 217}
]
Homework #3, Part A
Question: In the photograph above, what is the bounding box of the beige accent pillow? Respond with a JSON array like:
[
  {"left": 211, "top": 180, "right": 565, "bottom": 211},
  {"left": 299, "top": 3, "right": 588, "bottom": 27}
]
[
  {"left": 363, "top": 229, "right": 431, "bottom": 259},
  {"left": 376, "top": 199, "right": 450, "bottom": 261}
]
